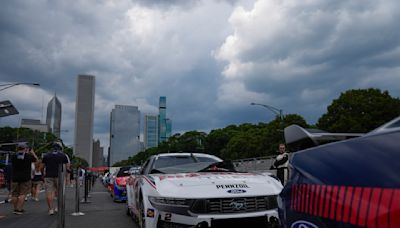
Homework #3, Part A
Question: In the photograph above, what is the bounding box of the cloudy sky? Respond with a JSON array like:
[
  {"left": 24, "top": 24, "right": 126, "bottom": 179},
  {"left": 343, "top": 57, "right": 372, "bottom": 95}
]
[{"left": 1, "top": 0, "right": 400, "bottom": 153}]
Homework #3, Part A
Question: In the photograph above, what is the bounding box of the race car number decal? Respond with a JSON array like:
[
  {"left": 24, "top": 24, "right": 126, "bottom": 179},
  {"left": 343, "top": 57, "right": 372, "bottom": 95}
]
[{"left": 216, "top": 184, "right": 249, "bottom": 189}]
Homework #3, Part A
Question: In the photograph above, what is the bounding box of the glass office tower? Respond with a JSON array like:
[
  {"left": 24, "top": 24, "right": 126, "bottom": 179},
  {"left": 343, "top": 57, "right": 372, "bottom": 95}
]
[
  {"left": 46, "top": 95, "right": 62, "bottom": 138},
  {"left": 109, "top": 105, "right": 141, "bottom": 166},
  {"left": 144, "top": 114, "right": 158, "bottom": 149},
  {"left": 166, "top": 118, "right": 172, "bottom": 138},
  {"left": 158, "top": 96, "right": 167, "bottom": 143}
]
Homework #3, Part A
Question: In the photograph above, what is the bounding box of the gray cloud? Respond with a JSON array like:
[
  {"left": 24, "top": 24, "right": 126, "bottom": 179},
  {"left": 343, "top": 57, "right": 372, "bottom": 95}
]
[
  {"left": 215, "top": 0, "right": 400, "bottom": 123},
  {"left": 1, "top": 0, "right": 399, "bottom": 154}
]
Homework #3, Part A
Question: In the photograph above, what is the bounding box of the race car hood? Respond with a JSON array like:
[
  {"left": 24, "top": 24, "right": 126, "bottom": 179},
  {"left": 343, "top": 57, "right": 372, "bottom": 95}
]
[{"left": 147, "top": 172, "right": 282, "bottom": 198}]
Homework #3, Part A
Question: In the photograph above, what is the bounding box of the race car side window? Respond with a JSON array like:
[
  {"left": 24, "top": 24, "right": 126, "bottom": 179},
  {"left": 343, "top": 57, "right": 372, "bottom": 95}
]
[{"left": 140, "top": 159, "right": 151, "bottom": 175}]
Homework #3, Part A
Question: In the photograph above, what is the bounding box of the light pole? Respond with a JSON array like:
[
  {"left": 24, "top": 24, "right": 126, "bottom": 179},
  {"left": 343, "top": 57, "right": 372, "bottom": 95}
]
[
  {"left": 250, "top": 102, "right": 283, "bottom": 121},
  {"left": 0, "top": 82, "right": 40, "bottom": 92},
  {"left": 250, "top": 102, "right": 284, "bottom": 141}
]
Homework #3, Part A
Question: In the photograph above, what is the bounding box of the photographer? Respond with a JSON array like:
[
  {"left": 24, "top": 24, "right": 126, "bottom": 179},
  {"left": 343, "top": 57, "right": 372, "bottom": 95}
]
[{"left": 10, "top": 143, "right": 37, "bottom": 215}]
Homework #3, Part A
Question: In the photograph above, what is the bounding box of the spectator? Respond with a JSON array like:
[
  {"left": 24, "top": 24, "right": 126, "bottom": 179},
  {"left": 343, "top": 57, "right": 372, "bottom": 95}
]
[
  {"left": 31, "top": 160, "right": 43, "bottom": 201},
  {"left": 10, "top": 143, "right": 37, "bottom": 215},
  {"left": 78, "top": 167, "right": 85, "bottom": 187},
  {"left": 271, "top": 143, "right": 289, "bottom": 184},
  {"left": 69, "top": 166, "right": 75, "bottom": 187},
  {"left": 41, "top": 142, "right": 70, "bottom": 215},
  {"left": 4, "top": 162, "right": 12, "bottom": 203}
]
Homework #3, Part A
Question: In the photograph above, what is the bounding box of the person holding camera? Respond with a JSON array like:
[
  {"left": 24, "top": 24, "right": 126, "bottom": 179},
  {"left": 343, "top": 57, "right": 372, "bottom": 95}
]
[{"left": 10, "top": 143, "right": 37, "bottom": 215}]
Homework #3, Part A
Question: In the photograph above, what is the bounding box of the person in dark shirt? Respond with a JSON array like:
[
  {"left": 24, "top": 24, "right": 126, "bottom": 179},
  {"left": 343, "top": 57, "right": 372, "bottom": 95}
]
[
  {"left": 41, "top": 142, "right": 70, "bottom": 215},
  {"left": 11, "top": 143, "right": 37, "bottom": 215}
]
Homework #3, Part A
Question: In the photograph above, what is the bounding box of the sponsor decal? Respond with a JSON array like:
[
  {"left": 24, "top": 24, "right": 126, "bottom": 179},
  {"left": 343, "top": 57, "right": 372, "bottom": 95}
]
[
  {"left": 229, "top": 200, "right": 246, "bottom": 210},
  {"left": 216, "top": 184, "right": 249, "bottom": 189},
  {"left": 158, "top": 173, "right": 256, "bottom": 181},
  {"left": 147, "top": 208, "right": 155, "bottom": 218},
  {"left": 227, "top": 189, "right": 247, "bottom": 194},
  {"left": 165, "top": 213, "right": 172, "bottom": 221},
  {"left": 291, "top": 221, "right": 318, "bottom": 228}
]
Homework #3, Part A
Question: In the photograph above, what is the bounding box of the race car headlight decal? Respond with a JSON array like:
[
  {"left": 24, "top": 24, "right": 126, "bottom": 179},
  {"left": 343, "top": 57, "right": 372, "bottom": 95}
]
[
  {"left": 149, "top": 197, "right": 190, "bottom": 206},
  {"left": 148, "top": 196, "right": 193, "bottom": 216}
]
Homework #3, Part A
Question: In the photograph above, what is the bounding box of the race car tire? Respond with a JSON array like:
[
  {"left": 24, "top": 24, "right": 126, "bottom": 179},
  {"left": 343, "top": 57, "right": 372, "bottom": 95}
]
[{"left": 138, "top": 196, "right": 146, "bottom": 228}]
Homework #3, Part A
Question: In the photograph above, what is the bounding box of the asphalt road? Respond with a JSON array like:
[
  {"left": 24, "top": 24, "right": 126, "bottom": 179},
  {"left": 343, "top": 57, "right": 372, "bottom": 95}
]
[{"left": 0, "top": 180, "right": 138, "bottom": 228}]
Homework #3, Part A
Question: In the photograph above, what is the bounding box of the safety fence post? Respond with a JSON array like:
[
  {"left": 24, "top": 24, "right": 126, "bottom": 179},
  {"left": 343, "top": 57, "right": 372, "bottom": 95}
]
[
  {"left": 71, "top": 167, "right": 84, "bottom": 216},
  {"left": 57, "top": 164, "right": 66, "bottom": 228},
  {"left": 81, "top": 170, "right": 91, "bottom": 204}
]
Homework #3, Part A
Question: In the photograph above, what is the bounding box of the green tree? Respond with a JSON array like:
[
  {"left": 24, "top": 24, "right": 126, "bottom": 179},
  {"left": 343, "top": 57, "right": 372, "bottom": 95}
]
[
  {"left": 317, "top": 88, "right": 400, "bottom": 133},
  {"left": 204, "top": 129, "right": 231, "bottom": 157},
  {"left": 176, "top": 131, "right": 206, "bottom": 152}
]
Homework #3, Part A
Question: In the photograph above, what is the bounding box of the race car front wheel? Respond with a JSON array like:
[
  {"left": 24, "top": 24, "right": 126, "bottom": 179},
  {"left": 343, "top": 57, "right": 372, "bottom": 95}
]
[{"left": 138, "top": 197, "right": 146, "bottom": 228}]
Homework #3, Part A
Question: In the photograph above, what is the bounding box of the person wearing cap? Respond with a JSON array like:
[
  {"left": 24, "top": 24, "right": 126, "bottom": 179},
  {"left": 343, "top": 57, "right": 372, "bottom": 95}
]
[
  {"left": 41, "top": 141, "right": 70, "bottom": 215},
  {"left": 10, "top": 143, "right": 37, "bottom": 215}
]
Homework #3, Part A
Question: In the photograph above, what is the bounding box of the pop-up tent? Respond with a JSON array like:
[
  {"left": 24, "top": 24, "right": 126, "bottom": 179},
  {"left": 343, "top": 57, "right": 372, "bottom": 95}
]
[
  {"left": 279, "top": 117, "right": 400, "bottom": 228},
  {"left": 87, "top": 166, "right": 110, "bottom": 172}
]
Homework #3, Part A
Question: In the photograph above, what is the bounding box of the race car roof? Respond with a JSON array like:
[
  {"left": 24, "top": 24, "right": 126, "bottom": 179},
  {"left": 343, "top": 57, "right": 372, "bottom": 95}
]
[{"left": 290, "top": 117, "right": 400, "bottom": 188}]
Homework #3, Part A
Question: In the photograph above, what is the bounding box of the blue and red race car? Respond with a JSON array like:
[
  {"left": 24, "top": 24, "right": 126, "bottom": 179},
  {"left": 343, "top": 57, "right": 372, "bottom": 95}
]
[
  {"left": 279, "top": 117, "right": 400, "bottom": 228},
  {"left": 109, "top": 166, "right": 131, "bottom": 202}
]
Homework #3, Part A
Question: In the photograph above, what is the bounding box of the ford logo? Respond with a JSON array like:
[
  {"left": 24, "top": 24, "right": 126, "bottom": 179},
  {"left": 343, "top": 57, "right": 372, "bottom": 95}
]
[
  {"left": 291, "top": 221, "right": 318, "bottom": 228},
  {"left": 227, "top": 189, "right": 247, "bottom": 194}
]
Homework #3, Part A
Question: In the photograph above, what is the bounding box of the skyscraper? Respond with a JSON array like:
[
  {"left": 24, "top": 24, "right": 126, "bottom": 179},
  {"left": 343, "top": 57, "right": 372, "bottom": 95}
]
[
  {"left": 74, "top": 75, "right": 95, "bottom": 167},
  {"left": 158, "top": 96, "right": 167, "bottom": 143},
  {"left": 109, "top": 105, "right": 141, "bottom": 166},
  {"left": 166, "top": 118, "right": 172, "bottom": 138},
  {"left": 92, "top": 139, "right": 104, "bottom": 168},
  {"left": 46, "top": 95, "right": 62, "bottom": 137},
  {"left": 144, "top": 114, "right": 158, "bottom": 149}
]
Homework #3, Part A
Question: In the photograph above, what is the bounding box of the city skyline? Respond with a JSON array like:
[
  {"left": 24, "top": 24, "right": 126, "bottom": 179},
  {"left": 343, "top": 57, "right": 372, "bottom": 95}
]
[{"left": 1, "top": 0, "right": 399, "bottom": 154}]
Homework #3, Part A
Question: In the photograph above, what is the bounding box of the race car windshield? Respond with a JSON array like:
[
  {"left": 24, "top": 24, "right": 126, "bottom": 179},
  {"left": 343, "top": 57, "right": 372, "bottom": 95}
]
[
  {"left": 152, "top": 155, "right": 223, "bottom": 174},
  {"left": 152, "top": 156, "right": 236, "bottom": 174},
  {"left": 197, "top": 161, "right": 237, "bottom": 173}
]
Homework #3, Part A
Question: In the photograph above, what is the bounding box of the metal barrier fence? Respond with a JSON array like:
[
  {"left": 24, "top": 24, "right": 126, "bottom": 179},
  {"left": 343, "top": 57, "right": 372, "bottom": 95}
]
[
  {"left": 57, "top": 164, "right": 66, "bottom": 228},
  {"left": 72, "top": 167, "right": 85, "bottom": 216},
  {"left": 232, "top": 154, "right": 295, "bottom": 185},
  {"left": 232, "top": 155, "right": 277, "bottom": 174}
]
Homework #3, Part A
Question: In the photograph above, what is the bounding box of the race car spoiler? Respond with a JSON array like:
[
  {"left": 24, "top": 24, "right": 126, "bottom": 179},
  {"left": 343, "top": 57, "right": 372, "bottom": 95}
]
[{"left": 279, "top": 116, "right": 400, "bottom": 227}]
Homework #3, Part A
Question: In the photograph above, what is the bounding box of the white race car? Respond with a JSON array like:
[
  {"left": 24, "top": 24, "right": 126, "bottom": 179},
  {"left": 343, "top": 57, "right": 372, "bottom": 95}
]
[{"left": 126, "top": 153, "right": 282, "bottom": 228}]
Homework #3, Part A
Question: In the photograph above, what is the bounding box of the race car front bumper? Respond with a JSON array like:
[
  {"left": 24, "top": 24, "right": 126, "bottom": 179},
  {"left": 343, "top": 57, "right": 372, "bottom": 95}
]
[
  {"left": 148, "top": 195, "right": 280, "bottom": 227},
  {"left": 155, "top": 210, "right": 280, "bottom": 228}
]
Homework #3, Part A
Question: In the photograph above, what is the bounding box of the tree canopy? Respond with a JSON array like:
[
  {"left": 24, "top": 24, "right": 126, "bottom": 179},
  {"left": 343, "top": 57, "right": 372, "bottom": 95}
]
[
  {"left": 317, "top": 88, "right": 400, "bottom": 133},
  {"left": 0, "top": 127, "right": 88, "bottom": 168}
]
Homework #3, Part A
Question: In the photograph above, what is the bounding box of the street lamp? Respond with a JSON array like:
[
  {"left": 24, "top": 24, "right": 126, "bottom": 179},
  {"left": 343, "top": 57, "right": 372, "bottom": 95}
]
[
  {"left": 250, "top": 102, "right": 283, "bottom": 121},
  {"left": 0, "top": 82, "right": 40, "bottom": 92},
  {"left": 251, "top": 102, "right": 285, "bottom": 141}
]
